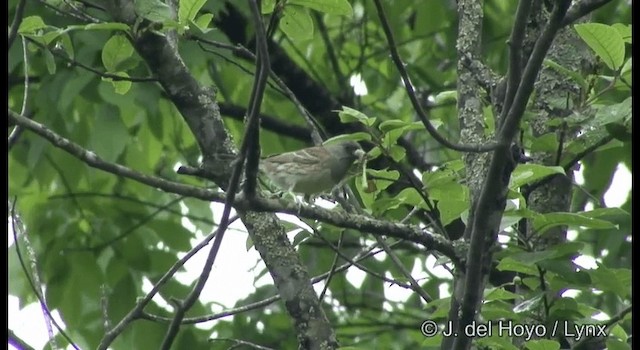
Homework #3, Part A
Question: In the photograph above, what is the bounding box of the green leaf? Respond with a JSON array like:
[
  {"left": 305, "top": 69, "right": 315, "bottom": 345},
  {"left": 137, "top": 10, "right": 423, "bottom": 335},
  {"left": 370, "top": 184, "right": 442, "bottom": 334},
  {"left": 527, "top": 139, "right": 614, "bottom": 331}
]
[
  {"left": 290, "top": 0, "right": 353, "bottom": 16},
  {"left": 388, "top": 144, "right": 406, "bottom": 162},
  {"left": 562, "top": 127, "right": 619, "bottom": 162},
  {"left": 530, "top": 133, "right": 559, "bottom": 153},
  {"left": 496, "top": 257, "right": 539, "bottom": 276},
  {"left": 18, "top": 16, "right": 47, "bottom": 34},
  {"left": 513, "top": 293, "right": 544, "bottom": 313},
  {"left": 543, "top": 59, "right": 589, "bottom": 91},
  {"left": 8, "top": 244, "right": 30, "bottom": 303},
  {"left": 44, "top": 48, "right": 56, "bottom": 74},
  {"left": 433, "top": 90, "right": 457, "bottom": 104},
  {"left": 57, "top": 32, "right": 75, "bottom": 59},
  {"left": 150, "top": 219, "right": 192, "bottom": 252},
  {"left": 591, "top": 97, "right": 631, "bottom": 127},
  {"left": 336, "top": 106, "right": 377, "bottom": 126},
  {"left": 135, "top": 0, "right": 173, "bottom": 23},
  {"left": 543, "top": 261, "right": 592, "bottom": 287},
  {"left": 579, "top": 207, "right": 630, "bottom": 221},
  {"left": 574, "top": 23, "right": 625, "bottom": 70},
  {"left": 178, "top": 0, "right": 207, "bottom": 24},
  {"left": 523, "top": 339, "right": 561, "bottom": 350},
  {"left": 611, "top": 23, "right": 631, "bottom": 44},
  {"left": 588, "top": 265, "right": 631, "bottom": 298},
  {"left": 90, "top": 105, "right": 129, "bottom": 162},
  {"left": 366, "top": 169, "right": 399, "bottom": 192},
  {"left": 324, "top": 132, "right": 371, "bottom": 144},
  {"left": 509, "top": 164, "right": 565, "bottom": 189},
  {"left": 606, "top": 338, "right": 631, "bottom": 350},
  {"left": 102, "top": 35, "right": 134, "bottom": 72},
  {"left": 476, "top": 334, "right": 519, "bottom": 350},
  {"left": 510, "top": 250, "right": 564, "bottom": 265},
  {"left": 358, "top": 169, "right": 399, "bottom": 212},
  {"left": 192, "top": 13, "right": 214, "bottom": 32},
  {"left": 262, "top": 0, "right": 276, "bottom": 14},
  {"left": 378, "top": 120, "right": 423, "bottom": 133},
  {"left": 103, "top": 72, "right": 133, "bottom": 95},
  {"left": 280, "top": 5, "right": 314, "bottom": 41},
  {"left": 532, "top": 212, "right": 617, "bottom": 235},
  {"left": 485, "top": 287, "right": 520, "bottom": 301},
  {"left": 83, "top": 22, "right": 131, "bottom": 31}
]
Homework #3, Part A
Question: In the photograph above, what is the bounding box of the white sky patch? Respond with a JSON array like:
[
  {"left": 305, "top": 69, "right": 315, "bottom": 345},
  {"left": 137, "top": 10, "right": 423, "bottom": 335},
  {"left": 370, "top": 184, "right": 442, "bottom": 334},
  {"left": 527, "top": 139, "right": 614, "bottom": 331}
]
[
  {"left": 604, "top": 163, "right": 631, "bottom": 207},
  {"left": 561, "top": 289, "right": 581, "bottom": 298},
  {"left": 345, "top": 266, "right": 366, "bottom": 289},
  {"left": 574, "top": 254, "right": 599, "bottom": 270},
  {"left": 384, "top": 271, "right": 413, "bottom": 303},
  {"left": 8, "top": 295, "right": 66, "bottom": 350},
  {"left": 350, "top": 74, "right": 368, "bottom": 96},
  {"left": 574, "top": 164, "right": 585, "bottom": 185}
]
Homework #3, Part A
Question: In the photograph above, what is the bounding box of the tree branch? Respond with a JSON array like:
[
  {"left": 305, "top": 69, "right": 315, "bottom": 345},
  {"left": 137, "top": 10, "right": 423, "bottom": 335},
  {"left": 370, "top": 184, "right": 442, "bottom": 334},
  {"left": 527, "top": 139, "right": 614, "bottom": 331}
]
[
  {"left": 8, "top": 109, "right": 458, "bottom": 261},
  {"left": 453, "top": 2, "right": 573, "bottom": 349},
  {"left": 141, "top": 242, "right": 395, "bottom": 325},
  {"left": 243, "top": 0, "right": 270, "bottom": 198},
  {"left": 8, "top": 0, "right": 27, "bottom": 49},
  {"left": 562, "top": 0, "right": 614, "bottom": 27},
  {"left": 499, "top": 1, "right": 532, "bottom": 128},
  {"left": 25, "top": 38, "right": 158, "bottom": 82},
  {"left": 372, "top": 0, "right": 501, "bottom": 153}
]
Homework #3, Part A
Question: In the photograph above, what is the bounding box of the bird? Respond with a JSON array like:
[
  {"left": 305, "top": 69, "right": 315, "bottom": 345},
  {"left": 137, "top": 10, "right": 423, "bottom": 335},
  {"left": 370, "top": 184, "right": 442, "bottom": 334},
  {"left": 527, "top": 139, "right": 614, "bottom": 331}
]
[{"left": 259, "top": 141, "right": 366, "bottom": 196}]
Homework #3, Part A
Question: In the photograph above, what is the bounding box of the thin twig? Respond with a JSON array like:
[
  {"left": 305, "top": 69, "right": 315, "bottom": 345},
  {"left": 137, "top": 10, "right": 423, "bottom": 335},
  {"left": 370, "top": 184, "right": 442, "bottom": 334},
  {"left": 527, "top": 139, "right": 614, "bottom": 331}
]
[
  {"left": 10, "top": 198, "right": 79, "bottom": 350},
  {"left": 98, "top": 215, "right": 238, "bottom": 350},
  {"left": 79, "top": 196, "right": 185, "bottom": 252},
  {"left": 25, "top": 38, "right": 158, "bottom": 82},
  {"left": 209, "top": 338, "right": 275, "bottom": 350},
  {"left": 8, "top": 0, "right": 27, "bottom": 49},
  {"left": 314, "top": 231, "right": 414, "bottom": 291},
  {"left": 372, "top": 0, "right": 501, "bottom": 153},
  {"left": 141, "top": 242, "right": 395, "bottom": 325},
  {"left": 8, "top": 35, "right": 30, "bottom": 150},
  {"left": 313, "top": 12, "right": 347, "bottom": 91},
  {"left": 8, "top": 329, "right": 36, "bottom": 350},
  {"left": 49, "top": 192, "right": 215, "bottom": 227},
  {"left": 499, "top": 0, "right": 532, "bottom": 128}
]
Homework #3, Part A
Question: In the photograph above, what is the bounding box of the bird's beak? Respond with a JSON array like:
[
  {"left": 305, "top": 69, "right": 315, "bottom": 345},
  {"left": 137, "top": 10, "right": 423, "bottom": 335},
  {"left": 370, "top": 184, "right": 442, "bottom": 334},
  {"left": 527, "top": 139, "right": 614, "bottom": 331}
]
[{"left": 354, "top": 149, "right": 367, "bottom": 159}]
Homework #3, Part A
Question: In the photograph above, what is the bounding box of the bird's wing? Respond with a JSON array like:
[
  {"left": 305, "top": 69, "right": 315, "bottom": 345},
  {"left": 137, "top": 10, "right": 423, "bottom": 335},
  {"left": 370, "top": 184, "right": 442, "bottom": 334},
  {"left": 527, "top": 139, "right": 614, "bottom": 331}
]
[{"left": 266, "top": 146, "right": 330, "bottom": 165}]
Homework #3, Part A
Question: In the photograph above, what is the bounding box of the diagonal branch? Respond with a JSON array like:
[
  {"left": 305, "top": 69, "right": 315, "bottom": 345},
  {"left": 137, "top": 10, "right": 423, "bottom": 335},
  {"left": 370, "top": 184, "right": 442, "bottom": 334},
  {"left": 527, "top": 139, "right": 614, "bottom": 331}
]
[
  {"left": 499, "top": 1, "right": 532, "bottom": 128},
  {"left": 243, "top": 0, "right": 270, "bottom": 198},
  {"left": 8, "top": 108, "right": 459, "bottom": 260},
  {"left": 562, "top": 0, "right": 614, "bottom": 27},
  {"left": 159, "top": 1, "right": 272, "bottom": 348},
  {"left": 372, "top": 0, "right": 501, "bottom": 153},
  {"left": 8, "top": 0, "right": 27, "bottom": 49},
  {"left": 453, "top": 2, "right": 573, "bottom": 349},
  {"left": 25, "top": 38, "right": 158, "bottom": 82},
  {"left": 141, "top": 242, "right": 396, "bottom": 325}
]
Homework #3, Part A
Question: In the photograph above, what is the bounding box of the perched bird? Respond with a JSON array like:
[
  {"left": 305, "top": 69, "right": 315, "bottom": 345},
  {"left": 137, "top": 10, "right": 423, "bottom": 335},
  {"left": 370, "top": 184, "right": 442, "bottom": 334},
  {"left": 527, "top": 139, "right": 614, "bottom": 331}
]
[{"left": 260, "top": 141, "right": 366, "bottom": 196}]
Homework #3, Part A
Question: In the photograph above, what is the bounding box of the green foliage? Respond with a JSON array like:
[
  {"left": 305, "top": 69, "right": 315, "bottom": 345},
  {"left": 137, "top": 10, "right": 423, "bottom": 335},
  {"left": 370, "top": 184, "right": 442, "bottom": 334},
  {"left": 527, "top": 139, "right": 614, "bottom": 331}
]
[
  {"left": 574, "top": 23, "right": 626, "bottom": 71},
  {"left": 8, "top": 0, "right": 631, "bottom": 349}
]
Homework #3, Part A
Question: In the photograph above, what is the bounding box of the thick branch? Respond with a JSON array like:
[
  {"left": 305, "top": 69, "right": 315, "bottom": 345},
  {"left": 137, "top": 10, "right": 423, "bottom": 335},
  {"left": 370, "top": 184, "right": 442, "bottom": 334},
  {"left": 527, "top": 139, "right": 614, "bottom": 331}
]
[
  {"left": 454, "top": 2, "right": 573, "bottom": 349},
  {"left": 9, "top": 109, "right": 458, "bottom": 261},
  {"left": 562, "top": 0, "right": 614, "bottom": 27}
]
